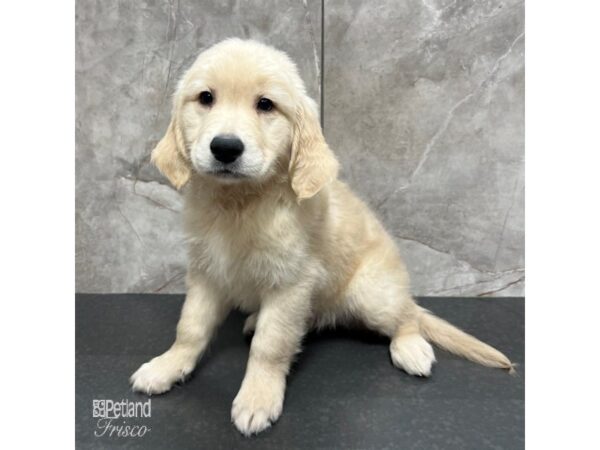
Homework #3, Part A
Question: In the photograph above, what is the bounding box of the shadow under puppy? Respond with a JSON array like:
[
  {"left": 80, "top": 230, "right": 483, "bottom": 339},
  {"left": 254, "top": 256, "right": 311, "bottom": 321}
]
[{"left": 130, "top": 38, "right": 513, "bottom": 436}]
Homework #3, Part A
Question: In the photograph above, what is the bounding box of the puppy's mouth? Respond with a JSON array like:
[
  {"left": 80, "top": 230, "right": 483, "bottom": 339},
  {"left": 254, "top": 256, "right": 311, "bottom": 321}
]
[{"left": 207, "top": 169, "right": 248, "bottom": 179}]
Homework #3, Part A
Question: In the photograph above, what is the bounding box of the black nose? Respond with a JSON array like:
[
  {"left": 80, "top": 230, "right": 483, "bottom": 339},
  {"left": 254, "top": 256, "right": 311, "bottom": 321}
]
[{"left": 210, "top": 135, "right": 244, "bottom": 164}]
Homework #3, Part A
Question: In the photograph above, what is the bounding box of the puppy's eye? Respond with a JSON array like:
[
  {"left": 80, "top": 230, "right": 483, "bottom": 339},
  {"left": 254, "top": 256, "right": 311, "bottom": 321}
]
[
  {"left": 257, "top": 97, "right": 274, "bottom": 112},
  {"left": 198, "top": 91, "right": 214, "bottom": 106}
]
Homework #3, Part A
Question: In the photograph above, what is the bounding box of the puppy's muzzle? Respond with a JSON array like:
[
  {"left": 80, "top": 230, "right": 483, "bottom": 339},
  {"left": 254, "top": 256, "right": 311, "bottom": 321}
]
[{"left": 210, "top": 135, "right": 244, "bottom": 164}]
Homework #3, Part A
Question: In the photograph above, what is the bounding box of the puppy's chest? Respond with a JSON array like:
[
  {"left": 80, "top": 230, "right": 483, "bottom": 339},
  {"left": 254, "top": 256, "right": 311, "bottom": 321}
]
[{"left": 188, "top": 208, "right": 307, "bottom": 297}]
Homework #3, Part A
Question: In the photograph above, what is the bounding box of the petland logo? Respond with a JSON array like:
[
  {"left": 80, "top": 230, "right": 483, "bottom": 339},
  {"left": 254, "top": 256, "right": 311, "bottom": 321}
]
[{"left": 92, "top": 398, "right": 152, "bottom": 438}]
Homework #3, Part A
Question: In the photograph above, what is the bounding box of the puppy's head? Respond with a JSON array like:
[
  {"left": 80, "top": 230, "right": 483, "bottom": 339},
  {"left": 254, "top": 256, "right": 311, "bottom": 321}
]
[{"left": 152, "top": 39, "right": 338, "bottom": 200}]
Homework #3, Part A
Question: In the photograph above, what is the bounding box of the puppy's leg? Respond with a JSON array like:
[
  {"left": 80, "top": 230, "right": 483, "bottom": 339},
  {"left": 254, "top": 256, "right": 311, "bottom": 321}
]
[
  {"left": 130, "top": 277, "right": 229, "bottom": 394},
  {"left": 231, "top": 283, "right": 311, "bottom": 436},
  {"left": 344, "top": 249, "right": 436, "bottom": 377}
]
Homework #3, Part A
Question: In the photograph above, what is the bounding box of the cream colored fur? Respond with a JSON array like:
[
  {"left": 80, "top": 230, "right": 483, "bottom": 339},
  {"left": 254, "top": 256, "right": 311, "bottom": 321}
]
[{"left": 130, "top": 39, "right": 513, "bottom": 436}]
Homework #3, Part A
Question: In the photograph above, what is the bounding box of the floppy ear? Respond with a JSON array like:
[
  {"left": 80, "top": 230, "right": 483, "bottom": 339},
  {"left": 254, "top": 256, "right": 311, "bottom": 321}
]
[
  {"left": 289, "top": 97, "right": 339, "bottom": 200},
  {"left": 151, "top": 115, "right": 191, "bottom": 190}
]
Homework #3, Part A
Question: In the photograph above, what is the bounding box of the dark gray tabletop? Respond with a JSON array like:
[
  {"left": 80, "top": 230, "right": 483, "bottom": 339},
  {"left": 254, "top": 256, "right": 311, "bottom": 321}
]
[{"left": 76, "top": 294, "right": 524, "bottom": 449}]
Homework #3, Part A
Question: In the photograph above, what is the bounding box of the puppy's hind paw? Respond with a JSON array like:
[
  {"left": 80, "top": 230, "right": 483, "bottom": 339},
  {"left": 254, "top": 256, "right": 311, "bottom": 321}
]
[{"left": 390, "top": 334, "right": 436, "bottom": 377}]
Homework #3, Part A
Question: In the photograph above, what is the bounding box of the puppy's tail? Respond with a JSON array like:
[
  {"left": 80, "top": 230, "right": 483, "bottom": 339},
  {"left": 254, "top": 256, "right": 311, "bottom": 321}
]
[{"left": 418, "top": 307, "right": 515, "bottom": 373}]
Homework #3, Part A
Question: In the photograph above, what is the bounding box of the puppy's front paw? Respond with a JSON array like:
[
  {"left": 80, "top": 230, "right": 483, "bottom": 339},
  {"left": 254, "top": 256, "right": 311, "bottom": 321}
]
[
  {"left": 231, "top": 376, "right": 285, "bottom": 436},
  {"left": 130, "top": 348, "right": 196, "bottom": 395},
  {"left": 243, "top": 313, "right": 258, "bottom": 336},
  {"left": 390, "top": 334, "right": 436, "bottom": 377}
]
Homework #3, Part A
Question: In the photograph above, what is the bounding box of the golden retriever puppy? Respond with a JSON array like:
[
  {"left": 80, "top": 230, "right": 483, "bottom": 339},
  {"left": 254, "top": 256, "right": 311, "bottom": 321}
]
[{"left": 130, "top": 38, "right": 513, "bottom": 436}]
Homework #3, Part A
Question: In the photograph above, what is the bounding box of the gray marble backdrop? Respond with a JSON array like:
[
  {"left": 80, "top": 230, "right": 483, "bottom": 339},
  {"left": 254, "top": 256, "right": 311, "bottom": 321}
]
[{"left": 76, "top": 0, "right": 524, "bottom": 296}]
